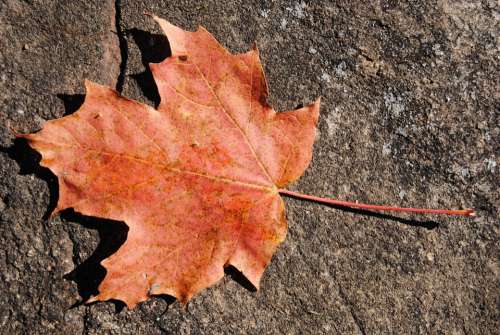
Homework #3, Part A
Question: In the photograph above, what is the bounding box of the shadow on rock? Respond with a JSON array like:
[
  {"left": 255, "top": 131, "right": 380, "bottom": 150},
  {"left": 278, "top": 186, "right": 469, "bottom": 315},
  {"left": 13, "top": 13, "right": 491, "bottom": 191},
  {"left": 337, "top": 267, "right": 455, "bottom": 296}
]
[
  {"left": 285, "top": 194, "right": 439, "bottom": 230},
  {"left": 61, "top": 210, "right": 129, "bottom": 312},
  {"left": 127, "top": 28, "right": 171, "bottom": 107},
  {"left": 1, "top": 138, "right": 59, "bottom": 219},
  {"left": 340, "top": 205, "right": 439, "bottom": 229},
  {"left": 57, "top": 93, "right": 85, "bottom": 116},
  {"left": 224, "top": 265, "right": 257, "bottom": 293},
  {"left": 345, "top": 206, "right": 438, "bottom": 229}
]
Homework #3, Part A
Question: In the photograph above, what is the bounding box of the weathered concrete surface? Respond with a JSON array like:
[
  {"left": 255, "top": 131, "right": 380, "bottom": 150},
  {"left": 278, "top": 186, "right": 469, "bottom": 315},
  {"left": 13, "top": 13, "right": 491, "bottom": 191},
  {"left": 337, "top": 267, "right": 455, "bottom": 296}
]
[{"left": 1, "top": 0, "right": 498, "bottom": 334}]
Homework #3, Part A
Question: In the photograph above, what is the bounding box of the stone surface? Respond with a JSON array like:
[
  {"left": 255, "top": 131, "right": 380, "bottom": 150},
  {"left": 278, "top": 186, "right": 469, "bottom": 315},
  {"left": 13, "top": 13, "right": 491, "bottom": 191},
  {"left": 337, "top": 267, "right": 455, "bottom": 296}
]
[{"left": 0, "top": 0, "right": 498, "bottom": 334}]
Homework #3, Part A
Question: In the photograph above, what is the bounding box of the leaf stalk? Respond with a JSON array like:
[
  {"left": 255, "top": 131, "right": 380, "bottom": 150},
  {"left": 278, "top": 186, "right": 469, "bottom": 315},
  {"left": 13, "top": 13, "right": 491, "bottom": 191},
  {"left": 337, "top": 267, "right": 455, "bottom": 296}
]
[{"left": 278, "top": 189, "right": 475, "bottom": 217}]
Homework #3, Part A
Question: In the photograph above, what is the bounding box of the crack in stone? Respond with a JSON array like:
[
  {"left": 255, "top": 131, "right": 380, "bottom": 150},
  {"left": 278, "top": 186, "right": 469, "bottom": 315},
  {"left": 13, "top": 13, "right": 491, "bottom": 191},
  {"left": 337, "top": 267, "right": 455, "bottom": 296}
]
[
  {"left": 82, "top": 306, "right": 91, "bottom": 335},
  {"left": 113, "top": 0, "right": 128, "bottom": 93},
  {"left": 337, "top": 284, "right": 366, "bottom": 335},
  {"left": 100, "top": 0, "right": 122, "bottom": 90}
]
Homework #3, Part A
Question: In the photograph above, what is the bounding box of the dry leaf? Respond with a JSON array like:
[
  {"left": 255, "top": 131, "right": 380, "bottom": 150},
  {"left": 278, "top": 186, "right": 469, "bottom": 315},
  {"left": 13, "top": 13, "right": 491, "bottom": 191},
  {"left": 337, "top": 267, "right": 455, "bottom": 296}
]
[{"left": 21, "top": 15, "right": 320, "bottom": 308}]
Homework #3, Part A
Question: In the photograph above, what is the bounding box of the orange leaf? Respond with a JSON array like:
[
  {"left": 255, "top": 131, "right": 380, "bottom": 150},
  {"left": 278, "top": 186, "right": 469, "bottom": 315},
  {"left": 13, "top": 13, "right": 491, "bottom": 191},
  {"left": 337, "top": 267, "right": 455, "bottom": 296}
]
[{"left": 21, "top": 15, "right": 320, "bottom": 308}]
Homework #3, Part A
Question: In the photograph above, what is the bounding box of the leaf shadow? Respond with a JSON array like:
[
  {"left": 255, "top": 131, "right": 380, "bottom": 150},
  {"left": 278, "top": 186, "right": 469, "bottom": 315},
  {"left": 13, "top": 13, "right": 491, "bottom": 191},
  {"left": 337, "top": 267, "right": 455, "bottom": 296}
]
[
  {"left": 344, "top": 206, "right": 439, "bottom": 229},
  {"left": 224, "top": 265, "right": 257, "bottom": 292},
  {"left": 286, "top": 196, "right": 439, "bottom": 230},
  {"left": 1, "top": 138, "right": 59, "bottom": 220},
  {"left": 57, "top": 93, "right": 85, "bottom": 117},
  {"left": 61, "top": 209, "right": 129, "bottom": 312},
  {"left": 126, "top": 28, "right": 171, "bottom": 107}
]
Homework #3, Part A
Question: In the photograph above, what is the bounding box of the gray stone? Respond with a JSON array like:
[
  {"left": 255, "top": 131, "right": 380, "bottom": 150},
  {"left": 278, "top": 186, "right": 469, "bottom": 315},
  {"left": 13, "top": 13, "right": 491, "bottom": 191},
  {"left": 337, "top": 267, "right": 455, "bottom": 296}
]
[{"left": 0, "top": 0, "right": 498, "bottom": 334}]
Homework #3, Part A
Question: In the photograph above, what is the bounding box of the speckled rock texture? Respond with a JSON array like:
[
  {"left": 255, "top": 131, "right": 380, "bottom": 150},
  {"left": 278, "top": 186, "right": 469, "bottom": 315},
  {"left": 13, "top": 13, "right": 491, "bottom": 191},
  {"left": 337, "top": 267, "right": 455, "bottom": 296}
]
[{"left": 0, "top": 1, "right": 498, "bottom": 334}]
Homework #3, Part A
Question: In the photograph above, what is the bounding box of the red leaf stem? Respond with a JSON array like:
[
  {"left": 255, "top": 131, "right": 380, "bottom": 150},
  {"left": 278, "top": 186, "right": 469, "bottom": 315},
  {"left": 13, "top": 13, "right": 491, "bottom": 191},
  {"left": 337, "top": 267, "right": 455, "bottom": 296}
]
[{"left": 278, "top": 189, "right": 475, "bottom": 217}]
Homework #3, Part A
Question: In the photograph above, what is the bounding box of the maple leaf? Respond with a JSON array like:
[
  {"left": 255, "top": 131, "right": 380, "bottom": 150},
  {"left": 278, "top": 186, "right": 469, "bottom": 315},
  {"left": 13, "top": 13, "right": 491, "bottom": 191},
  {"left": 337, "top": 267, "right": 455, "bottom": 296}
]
[{"left": 21, "top": 16, "right": 320, "bottom": 308}]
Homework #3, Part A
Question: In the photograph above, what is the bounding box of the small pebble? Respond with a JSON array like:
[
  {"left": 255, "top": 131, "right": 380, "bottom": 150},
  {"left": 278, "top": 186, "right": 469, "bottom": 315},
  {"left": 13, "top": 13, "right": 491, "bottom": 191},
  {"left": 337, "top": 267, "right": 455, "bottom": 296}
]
[{"left": 426, "top": 253, "right": 434, "bottom": 262}]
